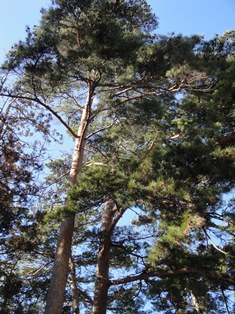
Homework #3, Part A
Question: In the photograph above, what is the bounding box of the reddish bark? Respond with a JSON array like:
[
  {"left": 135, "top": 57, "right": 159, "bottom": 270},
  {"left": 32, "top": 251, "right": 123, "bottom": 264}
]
[
  {"left": 45, "top": 83, "right": 94, "bottom": 314},
  {"left": 92, "top": 200, "right": 117, "bottom": 314}
]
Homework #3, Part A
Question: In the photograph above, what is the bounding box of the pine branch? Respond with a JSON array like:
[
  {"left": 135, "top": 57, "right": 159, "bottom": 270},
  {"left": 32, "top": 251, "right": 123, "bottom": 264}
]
[
  {"left": 110, "top": 267, "right": 235, "bottom": 286},
  {"left": 218, "top": 131, "right": 235, "bottom": 147},
  {"left": 77, "top": 288, "right": 93, "bottom": 305}
]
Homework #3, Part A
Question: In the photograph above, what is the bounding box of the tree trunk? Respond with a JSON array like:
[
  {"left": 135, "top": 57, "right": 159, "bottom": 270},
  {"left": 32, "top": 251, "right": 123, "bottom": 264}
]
[
  {"left": 190, "top": 290, "right": 201, "bottom": 314},
  {"left": 92, "top": 200, "right": 117, "bottom": 314},
  {"left": 45, "top": 215, "right": 75, "bottom": 314},
  {"left": 0, "top": 99, "right": 15, "bottom": 136},
  {"left": 69, "top": 257, "right": 80, "bottom": 314},
  {"left": 45, "top": 83, "right": 94, "bottom": 314}
]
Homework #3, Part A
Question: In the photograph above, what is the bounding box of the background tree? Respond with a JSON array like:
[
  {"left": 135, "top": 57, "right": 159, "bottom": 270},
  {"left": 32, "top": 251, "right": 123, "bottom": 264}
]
[{"left": 0, "top": 96, "right": 57, "bottom": 313}]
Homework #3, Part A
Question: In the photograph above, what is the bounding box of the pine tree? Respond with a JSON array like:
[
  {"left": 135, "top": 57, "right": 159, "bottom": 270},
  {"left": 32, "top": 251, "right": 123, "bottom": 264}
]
[{"left": 0, "top": 1, "right": 157, "bottom": 312}]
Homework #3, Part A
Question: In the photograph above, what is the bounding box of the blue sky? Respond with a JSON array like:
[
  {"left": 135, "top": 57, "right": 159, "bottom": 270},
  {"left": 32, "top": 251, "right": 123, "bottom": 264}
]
[
  {"left": 0, "top": 0, "right": 234, "bottom": 64},
  {"left": 150, "top": 0, "right": 235, "bottom": 38}
]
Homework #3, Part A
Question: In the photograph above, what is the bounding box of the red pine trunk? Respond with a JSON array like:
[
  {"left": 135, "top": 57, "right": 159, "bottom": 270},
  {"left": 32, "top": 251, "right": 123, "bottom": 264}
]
[
  {"left": 45, "top": 84, "right": 94, "bottom": 314},
  {"left": 92, "top": 200, "right": 117, "bottom": 314}
]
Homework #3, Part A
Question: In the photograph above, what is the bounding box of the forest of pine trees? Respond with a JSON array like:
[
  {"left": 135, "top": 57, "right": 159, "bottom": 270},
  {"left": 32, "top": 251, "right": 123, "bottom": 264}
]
[{"left": 0, "top": 1, "right": 235, "bottom": 313}]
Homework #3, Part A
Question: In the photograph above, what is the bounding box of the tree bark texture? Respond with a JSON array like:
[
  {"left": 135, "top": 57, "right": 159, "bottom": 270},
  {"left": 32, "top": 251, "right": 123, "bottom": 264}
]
[
  {"left": 45, "top": 215, "right": 75, "bottom": 314},
  {"left": 92, "top": 200, "right": 117, "bottom": 314},
  {"left": 45, "top": 83, "right": 94, "bottom": 314}
]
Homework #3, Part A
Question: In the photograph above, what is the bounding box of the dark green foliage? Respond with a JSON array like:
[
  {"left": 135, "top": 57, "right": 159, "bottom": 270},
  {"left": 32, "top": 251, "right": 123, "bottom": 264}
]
[{"left": 2, "top": 0, "right": 157, "bottom": 95}]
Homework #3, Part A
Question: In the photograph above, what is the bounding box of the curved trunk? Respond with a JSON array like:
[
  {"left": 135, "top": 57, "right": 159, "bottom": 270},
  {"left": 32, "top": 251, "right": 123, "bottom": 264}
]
[
  {"left": 92, "top": 200, "right": 117, "bottom": 314},
  {"left": 45, "top": 84, "right": 93, "bottom": 314}
]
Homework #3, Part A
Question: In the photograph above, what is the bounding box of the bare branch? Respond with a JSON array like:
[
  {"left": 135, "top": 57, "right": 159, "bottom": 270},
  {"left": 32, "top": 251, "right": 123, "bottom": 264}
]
[
  {"left": 84, "top": 162, "right": 108, "bottom": 167},
  {"left": 77, "top": 288, "right": 93, "bottom": 305},
  {"left": 113, "top": 86, "right": 136, "bottom": 97},
  {"left": 86, "top": 120, "right": 116, "bottom": 140},
  {"left": 0, "top": 98, "right": 16, "bottom": 135},
  {"left": 202, "top": 227, "right": 233, "bottom": 256},
  {"left": 29, "top": 261, "right": 52, "bottom": 276},
  {"left": 0, "top": 92, "right": 80, "bottom": 138},
  {"left": 40, "top": 171, "right": 70, "bottom": 192},
  {"left": 108, "top": 207, "right": 127, "bottom": 236},
  {"left": 221, "top": 288, "right": 232, "bottom": 314}
]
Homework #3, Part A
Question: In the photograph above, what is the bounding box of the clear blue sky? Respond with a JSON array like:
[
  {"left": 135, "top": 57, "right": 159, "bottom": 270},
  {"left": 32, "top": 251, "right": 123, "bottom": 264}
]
[{"left": 0, "top": 0, "right": 234, "bottom": 64}]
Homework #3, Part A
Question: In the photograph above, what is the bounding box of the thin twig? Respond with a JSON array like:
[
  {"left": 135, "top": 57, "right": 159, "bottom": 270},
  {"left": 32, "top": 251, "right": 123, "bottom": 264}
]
[
  {"left": 221, "top": 288, "right": 231, "bottom": 314},
  {"left": 202, "top": 227, "right": 233, "bottom": 256},
  {"left": 0, "top": 92, "right": 80, "bottom": 138},
  {"left": 29, "top": 261, "right": 52, "bottom": 276},
  {"left": 86, "top": 120, "right": 116, "bottom": 140}
]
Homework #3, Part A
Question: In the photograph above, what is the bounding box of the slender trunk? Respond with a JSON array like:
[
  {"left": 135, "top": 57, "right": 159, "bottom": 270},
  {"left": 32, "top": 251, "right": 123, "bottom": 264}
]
[
  {"left": 92, "top": 200, "right": 117, "bottom": 314},
  {"left": 45, "top": 215, "right": 75, "bottom": 314},
  {"left": 69, "top": 257, "right": 80, "bottom": 314},
  {"left": 45, "top": 83, "right": 94, "bottom": 314}
]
